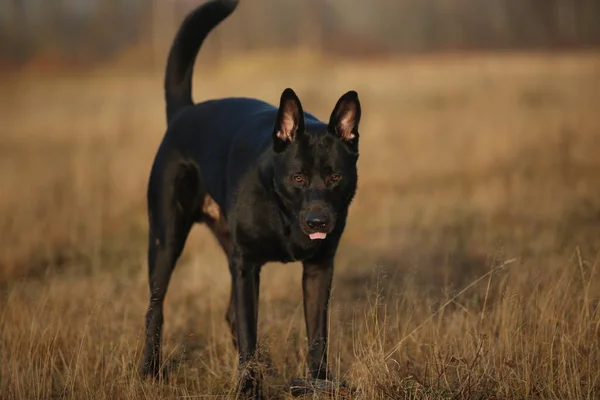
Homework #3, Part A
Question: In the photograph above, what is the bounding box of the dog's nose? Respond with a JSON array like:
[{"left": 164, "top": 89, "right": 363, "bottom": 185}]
[{"left": 306, "top": 212, "right": 329, "bottom": 230}]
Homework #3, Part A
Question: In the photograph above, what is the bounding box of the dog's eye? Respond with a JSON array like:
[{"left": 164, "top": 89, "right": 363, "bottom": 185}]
[
  {"left": 292, "top": 174, "right": 305, "bottom": 184},
  {"left": 329, "top": 174, "right": 341, "bottom": 182}
]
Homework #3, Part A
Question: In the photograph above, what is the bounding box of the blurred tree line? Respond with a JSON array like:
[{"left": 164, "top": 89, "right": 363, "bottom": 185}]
[{"left": 1, "top": 0, "right": 599, "bottom": 69}]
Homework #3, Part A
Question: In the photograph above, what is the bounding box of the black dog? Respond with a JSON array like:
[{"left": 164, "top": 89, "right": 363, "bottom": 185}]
[{"left": 141, "top": 0, "right": 362, "bottom": 397}]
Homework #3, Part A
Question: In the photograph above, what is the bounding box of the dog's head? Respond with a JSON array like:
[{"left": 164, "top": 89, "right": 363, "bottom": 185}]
[{"left": 271, "top": 88, "right": 361, "bottom": 241}]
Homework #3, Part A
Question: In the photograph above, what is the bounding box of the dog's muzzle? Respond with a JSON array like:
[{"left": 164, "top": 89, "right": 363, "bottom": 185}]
[{"left": 301, "top": 207, "right": 334, "bottom": 240}]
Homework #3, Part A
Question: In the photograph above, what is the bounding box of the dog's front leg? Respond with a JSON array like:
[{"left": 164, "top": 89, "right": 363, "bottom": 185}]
[
  {"left": 230, "top": 250, "right": 263, "bottom": 399},
  {"left": 302, "top": 257, "right": 334, "bottom": 380}
]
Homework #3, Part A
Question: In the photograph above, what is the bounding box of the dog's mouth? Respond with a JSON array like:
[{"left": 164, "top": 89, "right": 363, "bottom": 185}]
[
  {"left": 299, "top": 208, "right": 335, "bottom": 241},
  {"left": 308, "top": 232, "right": 327, "bottom": 240}
]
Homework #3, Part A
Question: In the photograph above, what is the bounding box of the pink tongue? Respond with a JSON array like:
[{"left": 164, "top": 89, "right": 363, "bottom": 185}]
[{"left": 309, "top": 232, "right": 327, "bottom": 240}]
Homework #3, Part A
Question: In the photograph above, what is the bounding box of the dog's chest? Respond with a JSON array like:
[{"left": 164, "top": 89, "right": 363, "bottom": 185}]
[
  {"left": 280, "top": 229, "right": 324, "bottom": 263},
  {"left": 246, "top": 228, "right": 322, "bottom": 263}
]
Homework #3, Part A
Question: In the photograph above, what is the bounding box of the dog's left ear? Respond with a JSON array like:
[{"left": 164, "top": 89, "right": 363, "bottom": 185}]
[
  {"left": 273, "top": 88, "right": 305, "bottom": 153},
  {"left": 328, "top": 90, "right": 361, "bottom": 150}
]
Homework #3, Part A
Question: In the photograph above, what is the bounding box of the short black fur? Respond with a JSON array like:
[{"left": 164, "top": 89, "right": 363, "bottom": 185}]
[{"left": 141, "top": 1, "right": 362, "bottom": 398}]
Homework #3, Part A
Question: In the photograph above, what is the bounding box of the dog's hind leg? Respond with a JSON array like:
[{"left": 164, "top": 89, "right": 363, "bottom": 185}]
[{"left": 141, "top": 163, "right": 197, "bottom": 379}]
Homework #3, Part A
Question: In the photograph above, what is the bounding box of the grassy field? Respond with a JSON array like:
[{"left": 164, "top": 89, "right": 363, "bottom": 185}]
[{"left": 1, "top": 51, "right": 600, "bottom": 399}]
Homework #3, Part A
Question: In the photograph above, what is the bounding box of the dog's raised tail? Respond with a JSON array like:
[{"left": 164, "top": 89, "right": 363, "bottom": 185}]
[{"left": 164, "top": 0, "right": 239, "bottom": 123}]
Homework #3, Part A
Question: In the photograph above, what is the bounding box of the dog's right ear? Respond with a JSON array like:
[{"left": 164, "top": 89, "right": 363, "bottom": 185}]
[{"left": 273, "top": 88, "right": 304, "bottom": 152}]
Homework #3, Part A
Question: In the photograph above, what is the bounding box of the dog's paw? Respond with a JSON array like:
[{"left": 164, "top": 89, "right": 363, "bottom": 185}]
[
  {"left": 285, "top": 377, "right": 353, "bottom": 398},
  {"left": 236, "top": 365, "right": 264, "bottom": 400},
  {"left": 237, "top": 381, "right": 264, "bottom": 400},
  {"left": 139, "top": 357, "right": 164, "bottom": 382}
]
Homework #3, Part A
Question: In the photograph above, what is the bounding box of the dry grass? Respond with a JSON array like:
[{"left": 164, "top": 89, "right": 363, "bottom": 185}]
[{"left": 1, "top": 51, "right": 600, "bottom": 399}]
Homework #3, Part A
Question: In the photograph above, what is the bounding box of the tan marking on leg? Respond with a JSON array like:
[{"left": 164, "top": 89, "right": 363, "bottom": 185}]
[{"left": 202, "top": 195, "right": 222, "bottom": 221}]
